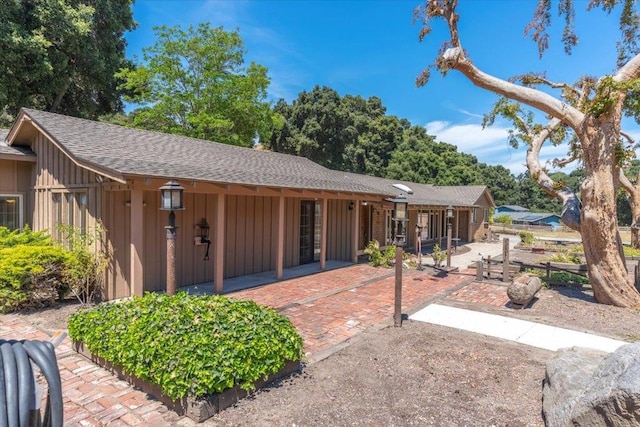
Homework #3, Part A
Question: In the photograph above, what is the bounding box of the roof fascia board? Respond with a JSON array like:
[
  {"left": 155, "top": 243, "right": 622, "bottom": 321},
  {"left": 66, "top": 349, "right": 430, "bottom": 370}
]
[{"left": 0, "top": 153, "right": 36, "bottom": 162}]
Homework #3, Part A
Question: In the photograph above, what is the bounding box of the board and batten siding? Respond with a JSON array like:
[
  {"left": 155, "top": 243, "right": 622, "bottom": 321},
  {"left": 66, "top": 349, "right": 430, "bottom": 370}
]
[
  {"left": 326, "top": 199, "right": 353, "bottom": 261},
  {"left": 30, "top": 133, "right": 102, "bottom": 236}
]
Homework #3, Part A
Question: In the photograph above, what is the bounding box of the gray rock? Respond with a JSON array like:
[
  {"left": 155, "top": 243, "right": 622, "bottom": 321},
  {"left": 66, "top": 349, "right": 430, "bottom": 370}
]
[
  {"left": 543, "top": 343, "right": 640, "bottom": 426},
  {"left": 507, "top": 274, "right": 542, "bottom": 305}
]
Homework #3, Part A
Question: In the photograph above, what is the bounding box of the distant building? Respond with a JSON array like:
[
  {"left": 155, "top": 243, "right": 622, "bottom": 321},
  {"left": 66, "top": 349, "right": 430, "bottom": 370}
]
[{"left": 494, "top": 205, "right": 562, "bottom": 230}]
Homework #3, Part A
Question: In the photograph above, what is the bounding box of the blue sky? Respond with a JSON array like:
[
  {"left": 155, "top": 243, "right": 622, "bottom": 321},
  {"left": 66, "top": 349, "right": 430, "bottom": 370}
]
[{"left": 126, "top": 0, "right": 639, "bottom": 176}]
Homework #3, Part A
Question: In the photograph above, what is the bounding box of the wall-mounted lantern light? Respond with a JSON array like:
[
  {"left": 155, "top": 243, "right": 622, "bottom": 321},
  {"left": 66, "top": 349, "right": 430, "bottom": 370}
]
[
  {"left": 195, "top": 218, "right": 211, "bottom": 261},
  {"left": 446, "top": 205, "right": 454, "bottom": 219}
]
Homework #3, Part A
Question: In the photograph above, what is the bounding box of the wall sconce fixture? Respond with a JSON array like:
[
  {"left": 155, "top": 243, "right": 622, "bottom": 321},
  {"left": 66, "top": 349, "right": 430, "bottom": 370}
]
[
  {"left": 348, "top": 201, "right": 354, "bottom": 211},
  {"left": 195, "top": 218, "right": 211, "bottom": 261}
]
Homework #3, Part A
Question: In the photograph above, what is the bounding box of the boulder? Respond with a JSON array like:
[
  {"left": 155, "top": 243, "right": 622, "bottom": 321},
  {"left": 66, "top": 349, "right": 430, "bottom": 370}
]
[
  {"left": 543, "top": 343, "right": 640, "bottom": 426},
  {"left": 507, "top": 274, "right": 542, "bottom": 306}
]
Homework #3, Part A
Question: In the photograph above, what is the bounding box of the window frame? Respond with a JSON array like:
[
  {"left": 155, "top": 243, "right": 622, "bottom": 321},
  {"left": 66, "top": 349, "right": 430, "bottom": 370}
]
[{"left": 0, "top": 193, "right": 24, "bottom": 230}]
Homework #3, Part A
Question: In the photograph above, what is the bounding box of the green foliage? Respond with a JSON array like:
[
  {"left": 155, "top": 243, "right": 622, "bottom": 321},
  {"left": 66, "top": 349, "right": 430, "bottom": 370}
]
[
  {"left": 430, "top": 243, "right": 446, "bottom": 267},
  {"left": 0, "top": 0, "right": 135, "bottom": 124},
  {"left": 623, "top": 245, "right": 640, "bottom": 257},
  {"left": 117, "top": 23, "right": 274, "bottom": 147},
  {"left": 548, "top": 271, "right": 590, "bottom": 285},
  {"left": 364, "top": 240, "right": 396, "bottom": 268},
  {"left": 495, "top": 214, "right": 513, "bottom": 231},
  {"left": 57, "top": 224, "right": 108, "bottom": 303},
  {"left": 0, "top": 226, "right": 52, "bottom": 249},
  {"left": 546, "top": 251, "right": 583, "bottom": 264},
  {"left": 519, "top": 231, "right": 535, "bottom": 245},
  {"left": 68, "top": 293, "right": 304, "bottom": 400},
  {"left": 0, "top": 242, "right": 71, "bottom": 312}
]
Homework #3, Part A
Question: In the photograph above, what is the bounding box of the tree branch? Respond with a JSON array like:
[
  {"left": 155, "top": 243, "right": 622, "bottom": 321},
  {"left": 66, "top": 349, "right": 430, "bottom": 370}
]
[
  {"left": 619, "top": 168, "right": 635, "bottom": 195},
  {"left": 613, "top": 52, "right": 640, "bottom": 82},
  {"left": 526, "top": 117, "right": 582, "bottom": 231},
  {"left": 441, "top": 47, "right": 584, "bottom": 129}
]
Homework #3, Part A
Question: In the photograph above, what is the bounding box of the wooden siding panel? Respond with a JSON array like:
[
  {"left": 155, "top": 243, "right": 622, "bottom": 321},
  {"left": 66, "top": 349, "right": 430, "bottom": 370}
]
[
  {"left": 253, "top": 197, "right": 264, "bottom": 274},
  {"left": 235, "top": 196, "right": 247, "bottom": 276}
]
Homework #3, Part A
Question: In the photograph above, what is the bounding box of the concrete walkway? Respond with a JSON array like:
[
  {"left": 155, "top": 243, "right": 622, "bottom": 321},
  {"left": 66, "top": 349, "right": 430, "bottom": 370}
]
[{"left": 411, "top": 304, "right": 626, "bottom": 353}]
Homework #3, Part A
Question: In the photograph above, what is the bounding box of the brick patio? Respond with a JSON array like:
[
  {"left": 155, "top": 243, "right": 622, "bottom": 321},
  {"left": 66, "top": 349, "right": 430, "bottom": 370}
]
[{"left": 0, "top": 264, "right": 495, "bottom": 426}]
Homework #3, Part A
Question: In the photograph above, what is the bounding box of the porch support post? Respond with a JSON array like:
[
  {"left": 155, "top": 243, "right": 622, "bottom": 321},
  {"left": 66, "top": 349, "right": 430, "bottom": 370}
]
[
  {"left": 455, "top": 209, "right": 459, "bottom": 238},
  {"left": 351, "top": 200, "right": 360, "bottom": 263},
  {"left": 214, "top": 193, "right": 225, "bottom": 294},
  {"left": 276, "top": 196, "right": 285, "bottom": 279},
  {"left": 320, "top": 198, "right": 328, "bottom": 270},
  {"left": 129, "top": 189, "right": 144, "bottom": 297}
]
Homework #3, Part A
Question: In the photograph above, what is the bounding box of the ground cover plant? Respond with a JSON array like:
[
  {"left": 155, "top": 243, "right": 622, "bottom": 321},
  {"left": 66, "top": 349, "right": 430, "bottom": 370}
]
[{"left": 67, "top": 292, "right": 304, "bottom": 400}]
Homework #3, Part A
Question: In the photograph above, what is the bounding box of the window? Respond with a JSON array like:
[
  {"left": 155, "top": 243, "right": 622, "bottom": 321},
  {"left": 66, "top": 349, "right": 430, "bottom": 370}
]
[
  {"left": 483, "top": 208, "right": 489, "bottom": 223},
  {"left": 385, "top": 210, "right": 393, "bottom": 245},
  {"left": 52, "top": 191, "right": 88, "bottom": 243},
  {"left": 472, "top": 207, "right": 478, "bottom": 224},
  {"left": 0, "top": 194, "right": 23, "bottom": 230}
]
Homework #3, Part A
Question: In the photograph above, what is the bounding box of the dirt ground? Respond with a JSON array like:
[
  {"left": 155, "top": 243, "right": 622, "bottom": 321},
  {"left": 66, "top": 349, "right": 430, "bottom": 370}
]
[{"left": 13, "top": 248, "right": 640, "bottom": 426}]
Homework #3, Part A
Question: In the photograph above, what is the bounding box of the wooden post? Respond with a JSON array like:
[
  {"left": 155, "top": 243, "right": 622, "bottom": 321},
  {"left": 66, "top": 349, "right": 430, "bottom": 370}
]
[
  {"left": 214, "top": 193, "right": 225, "bottom": 294},
  {"left": 276, "top": 196, "right": 285, "bottom": 280},
  {"left": 476, "top": 260, "right": 483, "bottom": 281},
  {"left": 487, "top": 255, "right": 491, "bottom": 279},
  {"left": 394, "top": 244, "right": 403, "bottom": 327},
  {"left": 352, "top": 200, "right": 360, "bottom": 263},
  {"left": 129, "top": 189, "right": 144, "bottom": 297},
  {"left": 502, "top": 237, "right": 510, "bottom": 283},
  {"left": 320, "top": 198, "right": 328, "bottom": 270},
  {"left": 546, "top": 261, "right": 551, "bottom": 278},
  {"left": 446, "top": 221, "right": 452, "bottom": 267},
  {"left": 165, "top": 211, "right": 176, "bottom": 296}
]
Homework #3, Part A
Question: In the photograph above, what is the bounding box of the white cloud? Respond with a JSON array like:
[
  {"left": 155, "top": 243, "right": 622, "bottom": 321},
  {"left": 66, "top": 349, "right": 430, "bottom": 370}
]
[
  {"left": 425, "top": 120, "right": 583, "bottom": 176},
  {"left": 424, "top": 120, "right": 512, "bottom": 153}
]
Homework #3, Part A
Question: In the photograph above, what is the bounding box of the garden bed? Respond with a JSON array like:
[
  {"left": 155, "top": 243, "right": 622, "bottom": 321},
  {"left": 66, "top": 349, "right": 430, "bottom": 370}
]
[{"left": 73, "top": 341, "right": 301, "bottom": 422}]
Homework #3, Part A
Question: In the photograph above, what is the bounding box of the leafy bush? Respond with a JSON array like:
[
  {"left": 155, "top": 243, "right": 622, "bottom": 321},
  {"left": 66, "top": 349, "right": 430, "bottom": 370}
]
[
  {"left": 431, "top": 243, "right": 446, "bottom": 267},
  {"left": 548, "top": 271, "right": 590, "bottom": 284},
  {"left": 546, "top": 250, "right": 583, "bottom": 264},
  {"left": 519, "top": 231, "right": 534, "bottom": 245},
  {"left": 0, "top": 226, "right": 52, "bottom": 249},
  {"left": 364, "top": 240, "right": 396, "bottom": 267},
  {"left": 0, "top": 225, "right": 107, "bottom": 312},
  {"left": 0, "top": 244, "right": 71, "bottom": 312},
  {"left": 58, "top": 224, "right": 108, "bottom": 303},
  {"left": 68, "top": 293, "right": 304, "bottom": 400}
]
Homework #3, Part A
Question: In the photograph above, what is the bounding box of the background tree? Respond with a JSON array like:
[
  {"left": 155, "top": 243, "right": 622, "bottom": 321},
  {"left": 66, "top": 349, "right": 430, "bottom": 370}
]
[
  {"left": 415, "top": 0, "right": 640, "bottom": 307},
  {"left": 0, "top": 0, "right": 135, "bottom": 125},
  {"left": 117, "top": 23, "right": 274, "bottom": 147}
]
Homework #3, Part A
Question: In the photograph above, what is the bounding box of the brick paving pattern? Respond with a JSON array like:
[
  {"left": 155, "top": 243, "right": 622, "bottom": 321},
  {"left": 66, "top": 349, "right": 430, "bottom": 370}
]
[
  {"left": 0, "top": 264, "right": 485, "bottom": 425},
  {"left": 445, "top": 281, "right": 511, "bottom": 307}
]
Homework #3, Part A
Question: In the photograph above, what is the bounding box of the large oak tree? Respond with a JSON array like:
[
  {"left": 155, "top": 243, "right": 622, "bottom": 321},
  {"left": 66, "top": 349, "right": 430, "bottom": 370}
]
[
  {"left": 416, "top": 0, "right": 640, "bottom": 307},
  {"left": 0, "top": 0, "right": 135, "bottom": 125}
]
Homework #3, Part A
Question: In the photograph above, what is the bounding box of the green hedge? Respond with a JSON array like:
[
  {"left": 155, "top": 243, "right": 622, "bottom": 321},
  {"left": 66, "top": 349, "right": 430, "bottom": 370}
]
[
  {"left": 0, "top": 227, "right": 72, "bottom": 312},
  {"left": 68, "top": 293, "right": 304, "bottom": 400}
]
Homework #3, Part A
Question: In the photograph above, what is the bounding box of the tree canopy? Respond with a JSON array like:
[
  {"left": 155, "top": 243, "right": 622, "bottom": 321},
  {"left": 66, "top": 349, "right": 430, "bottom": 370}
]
[
  {"left": 269, "top": 85, "right": 529, "bottom": 207},
  {"left": 117, "top": 23, "right": 275, "bottom": 147},
  {"left": 0, "top": 0, "right": 135, "bottom": 125}
]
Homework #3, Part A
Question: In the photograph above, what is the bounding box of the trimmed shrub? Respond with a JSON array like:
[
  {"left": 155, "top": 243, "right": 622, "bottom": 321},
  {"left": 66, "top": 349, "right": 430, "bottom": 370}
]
[
  {"left": 68, "top": 293, "right": 304, "bottom": 400},
  {"left": 0, "top": 244, "right": 71, "bottom": 312},
  {"left": 0, "top": 226, "right": 107, "bottom": 312}
]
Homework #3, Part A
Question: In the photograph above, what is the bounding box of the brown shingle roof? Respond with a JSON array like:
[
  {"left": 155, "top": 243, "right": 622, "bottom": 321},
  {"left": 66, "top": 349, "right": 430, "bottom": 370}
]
[
  {"left": 20, "top": 109, "right": 390, "bottom": 195},
  {"left": 0, "top": 128, "right": 34, "bottom": 157},
  {"left": 13, "top": 109, "right": 493, "bottom": 207},
  {"left": 337, "top": 171, "right": 491, "bottom": 207}
]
